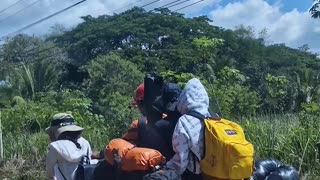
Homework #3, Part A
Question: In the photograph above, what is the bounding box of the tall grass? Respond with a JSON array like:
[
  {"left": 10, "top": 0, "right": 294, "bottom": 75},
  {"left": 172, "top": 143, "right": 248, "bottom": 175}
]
[
  {"left": 240, "top": 113, "right": 320, "bottom": 179},
  {"left": 0, "top": 113, "right": 319, "bottom": 179}
]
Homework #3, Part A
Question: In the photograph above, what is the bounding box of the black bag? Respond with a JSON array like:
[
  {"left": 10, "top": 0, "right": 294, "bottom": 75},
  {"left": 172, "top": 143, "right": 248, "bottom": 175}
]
[
  {"left": 143, "top": 168, "right": 181, "bottom": 180},
  {"left": 75, "top": 154, "right": 96, "bottom": 180},
  {"left": 58, "top": 154, "right": 96, "bottom": 180},
  {"left": 93, "top": 159, "right": 116, "bottom": 180},
  {"left": 144, "top": 73, "right": 164, "bottom": 124}
]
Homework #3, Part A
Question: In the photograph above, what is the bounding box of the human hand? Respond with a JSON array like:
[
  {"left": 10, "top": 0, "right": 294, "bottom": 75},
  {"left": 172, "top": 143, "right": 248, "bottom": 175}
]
[{"left": 91, "top": 152, "right": 101, "bottom": 159}]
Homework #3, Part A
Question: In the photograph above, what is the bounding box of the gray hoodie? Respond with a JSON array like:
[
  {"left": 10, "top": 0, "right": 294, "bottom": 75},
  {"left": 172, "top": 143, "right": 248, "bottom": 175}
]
[
  {"left": 46, "top": 137, "right": 96, "bottom": 180},
  {"left": 166, "top": 78, "right": 210, "bottom": 175}
]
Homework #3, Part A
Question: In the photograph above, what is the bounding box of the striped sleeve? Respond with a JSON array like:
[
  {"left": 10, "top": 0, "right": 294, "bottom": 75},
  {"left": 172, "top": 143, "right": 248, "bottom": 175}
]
[{"left": 166, "top": 118, "right": 190, "bottom": 174}]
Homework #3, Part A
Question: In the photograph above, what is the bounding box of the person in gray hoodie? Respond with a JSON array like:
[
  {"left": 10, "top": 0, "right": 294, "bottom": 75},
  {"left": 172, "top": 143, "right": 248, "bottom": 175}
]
[
  {"left": 166, "top": 78, "right": 211, "bottom": 180},
  {"left": 45, "top": 113, "right": 97, "bottom": 180}
]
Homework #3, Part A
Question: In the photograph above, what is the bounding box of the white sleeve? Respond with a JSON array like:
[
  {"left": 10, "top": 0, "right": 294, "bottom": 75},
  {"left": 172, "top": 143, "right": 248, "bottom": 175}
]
[
  {"left": 166, "top": 119, "right": 190, "bottom": 174},
  {"left": 84, "top": 138, "right": 99, "bottom": 164},
  {"left": 87, "top": 141, "right": 92, "bottom": 157},
  {"left": 46, "top": 145, "right": 58, "bottom": 179}
]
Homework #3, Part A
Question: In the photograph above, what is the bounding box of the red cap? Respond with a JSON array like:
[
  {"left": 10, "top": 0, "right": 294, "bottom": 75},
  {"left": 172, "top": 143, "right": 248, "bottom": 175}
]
[{"left": 132, "top": 83, "right": 144, "bottom": 106}]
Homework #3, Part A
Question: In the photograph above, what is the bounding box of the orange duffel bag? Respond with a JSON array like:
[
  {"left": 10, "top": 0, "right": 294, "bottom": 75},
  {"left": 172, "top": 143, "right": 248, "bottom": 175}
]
[
  {"left": 104, "top": 138, "right": 135, "bottom": 165},
  {"left": 121, "top": 147, "right": 166, "bottom": 172},
  {"left": 104, "top": 138, "right": 166, "bottom": 172}
]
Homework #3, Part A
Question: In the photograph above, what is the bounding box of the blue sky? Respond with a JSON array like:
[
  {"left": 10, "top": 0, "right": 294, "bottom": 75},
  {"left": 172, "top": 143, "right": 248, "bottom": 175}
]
[
  {"left": 194, "top": 0, "right": 313, "bottom": 17},
  {"left": 266, "top": 0, "right": 311, "bottom": 12},
  {"left": 219, "top": 0, "right": 311, "bottom": 12},
  {"left": 0, "top": 0, "right": 319, "bottom": 54}
]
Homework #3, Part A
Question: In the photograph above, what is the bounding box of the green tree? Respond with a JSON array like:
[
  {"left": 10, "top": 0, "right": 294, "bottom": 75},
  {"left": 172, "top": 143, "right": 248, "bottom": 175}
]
[
  {"left": 52, "top": 7, "right": 320, "bottom": 108},
  {"left": 55, "top": 8, "right": 222, "bottom": 73},
  {"left": 1, "top": 35, "right": 64, "bottom": 64},
  {"left": 82, "top": 54, "right": 144, "bottom": 137},
  {"left": 160, "top": 70, "right": 195, "bottom": 88},
  {"left": 209, "top": 67, "right": 260, "bottom": 118},
  {"left": 6, "top": 58, "right": 63, "bottom": 100},
  {"left": 260, "top": 74, "right": 289, "bottom": 112},
  {"left": 192, "top": 36, "right": 224, "bottom": 80},
  {"left": 294, "top": 69, "right": 320, "bottom": 109},
  {"left": 310, "top": 0, "right": 320, "bottom": 18},
  {"left": 0, "top": 35, "right": 66, "bottom": 100}
]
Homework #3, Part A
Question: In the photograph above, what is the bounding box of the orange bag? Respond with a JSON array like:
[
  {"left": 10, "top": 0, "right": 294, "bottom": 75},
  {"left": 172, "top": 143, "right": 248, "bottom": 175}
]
[
  {"left": 104, "top": 138, "right": 135, "bottom": 165},
  {"left": 121, "top": 147, "right": 166, "bottom": 172}
]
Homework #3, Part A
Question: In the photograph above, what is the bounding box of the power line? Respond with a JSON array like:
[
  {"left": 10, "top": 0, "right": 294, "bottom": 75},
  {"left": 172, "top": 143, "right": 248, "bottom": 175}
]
[
  {"left": 4, "top": 0, "right": 204, "bottom": 65},
  {"left": 1, "top": 0, "right": 160, "bottom": 54},
  {"left": 157, "top": 0, "right": 182, "bottom": 9},
  {"left": 0, "top": 0, "right": 146, "bottom": 53},
  {"left": 141, "top": 0, "right": 161, "bottom": 8},
  {"left": 2, "top": 0, "right": 160, "bottom": 60},
  {"left": 52, "top": 0, "right": 161, "bottom": 44},
  {"left": 111, "top": 0, "right": 145, "bottom": 14},
  {"left": 173, "top": 0, "right": 205, "bottom": 12},
  {"left": 0, "top": 0, "right": 87, "bottom": 41},
  {"left": 0, "top": 0, "right": 25, "bottom": 15},
  {"left": 0, "top": 0, "right": 42, "bottom": 24},
  {"left": 0, "top": 0, "right": 159, "bottom": 42},
  {"left": 166, "top": 0, "right": 191, "bottom": 9}
]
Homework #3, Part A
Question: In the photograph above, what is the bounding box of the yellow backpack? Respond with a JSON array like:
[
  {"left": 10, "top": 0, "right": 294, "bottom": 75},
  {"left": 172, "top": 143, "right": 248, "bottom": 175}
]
[{"left": 187, "top": 112, "right": 254, "bottom": 180}]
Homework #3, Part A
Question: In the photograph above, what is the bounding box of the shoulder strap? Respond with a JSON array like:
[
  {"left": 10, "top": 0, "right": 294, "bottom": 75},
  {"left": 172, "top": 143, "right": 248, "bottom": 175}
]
[
  {"left": 58, "top": 166, "right": 67, "bottom": 180},
  {"left": 186, "top": 111, "right": 206, "bottom": 120},
  {"left": 79, "top": 147, "right": 90, "bottom": 165},
  {"left": 138, "top": 116, "right": 147, "bottom": 143},
  {"left": 187, "top": 111, "right": 220, "bottom": 120},
  {"left": 186, "top": 111, "right": 206, "bottom": 173}
]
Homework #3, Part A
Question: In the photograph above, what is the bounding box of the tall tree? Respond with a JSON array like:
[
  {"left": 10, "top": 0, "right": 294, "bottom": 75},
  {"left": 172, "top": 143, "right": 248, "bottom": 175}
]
[
  {"left": 310, "top": 0, "right": 320, "bottom": 18},
  {"left": 0, "top": 35, "right": 66, "bottom": 99},
  {"left": 54, "top": 8, "right": 222, "bottom": 72}
]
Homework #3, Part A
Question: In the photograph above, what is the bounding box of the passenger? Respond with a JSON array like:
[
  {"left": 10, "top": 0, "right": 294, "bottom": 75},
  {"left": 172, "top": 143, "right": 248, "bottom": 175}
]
[
  {"left": 93, "top": 82, "right": 181, "bottom": 159},
  {"left": 94, "top": 82, "right": 182, "bottom": 180},
  {"left": 121, "top": 83, "right": 147, "bottom": 145},
  {"left": 166, "top": 78, "right": 211, "bottom": 180},
  {"left": 45, "top": 113, "right": 96, "bottom": 180},
  {"left": 139, "top": 82, "right": 182, "bottom": 160}
]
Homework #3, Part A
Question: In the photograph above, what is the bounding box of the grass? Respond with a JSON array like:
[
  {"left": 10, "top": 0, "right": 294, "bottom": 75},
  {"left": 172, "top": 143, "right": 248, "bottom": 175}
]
[
  {"left": 240, "top": 113, "right": 320, "bottom": 179},
  {"left": 0, "top": 113, "right": 319, "bottom": 179}
]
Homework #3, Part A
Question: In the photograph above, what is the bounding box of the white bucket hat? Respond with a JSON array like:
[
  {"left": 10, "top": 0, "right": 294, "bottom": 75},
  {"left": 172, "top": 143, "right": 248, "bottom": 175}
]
[{"left": 45, "top": 113, "right": 84, "bottom": 139}]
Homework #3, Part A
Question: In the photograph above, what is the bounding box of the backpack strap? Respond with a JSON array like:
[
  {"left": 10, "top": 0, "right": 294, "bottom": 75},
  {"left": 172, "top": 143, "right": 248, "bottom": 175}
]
[
  {"left": 79, "top": 147, "right": 90, "bottom": 165},
  {"left": 187, "top": 111, "right": 220, "bottom": 120},
  {"left": 58, "top": 166, "right": 67, "bottom": 180},
  {"left": 186, "top": 111, "right": 206, "bottom": 173},
  {"left": 186, "top": 111, "right": 206, "bottom": 121},
  {"left": 138, "top": 116, "right": 147, "bottom": 145},
  {"left": 112, "top": 149, "right": 122, "bottom": 180}
]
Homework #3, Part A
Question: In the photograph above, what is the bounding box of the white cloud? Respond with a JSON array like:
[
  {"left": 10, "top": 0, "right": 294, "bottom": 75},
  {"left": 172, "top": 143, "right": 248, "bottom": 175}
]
[
  {"left": 209, "top": 0, "right": 320, "bottom": 54},
  {"left": 0, "top": 0, "right": 218, "bottom": 39}
]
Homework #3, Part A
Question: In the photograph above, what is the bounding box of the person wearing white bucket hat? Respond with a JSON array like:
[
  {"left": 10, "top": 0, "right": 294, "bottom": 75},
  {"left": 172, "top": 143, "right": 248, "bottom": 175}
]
[{"left": 45, "top": 113, "right": 97, "bottom": 180}]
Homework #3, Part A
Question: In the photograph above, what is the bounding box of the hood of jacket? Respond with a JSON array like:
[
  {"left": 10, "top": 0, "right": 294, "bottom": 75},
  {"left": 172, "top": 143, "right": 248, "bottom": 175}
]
[
  {"left": 177, "top": 78, "right": 209, "bottom": 115},
  {"left": 50, "top": 140, "right": 84, "bottom": 163}
]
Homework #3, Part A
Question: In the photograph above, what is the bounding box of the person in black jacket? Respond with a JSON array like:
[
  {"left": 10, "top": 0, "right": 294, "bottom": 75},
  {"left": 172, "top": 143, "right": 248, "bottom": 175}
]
[
  {"left": 93, "top": 82, "right": 182, "bottom": 180},
  {"left": 139, "top": 82, "right": 182, "bottom": 160}
]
